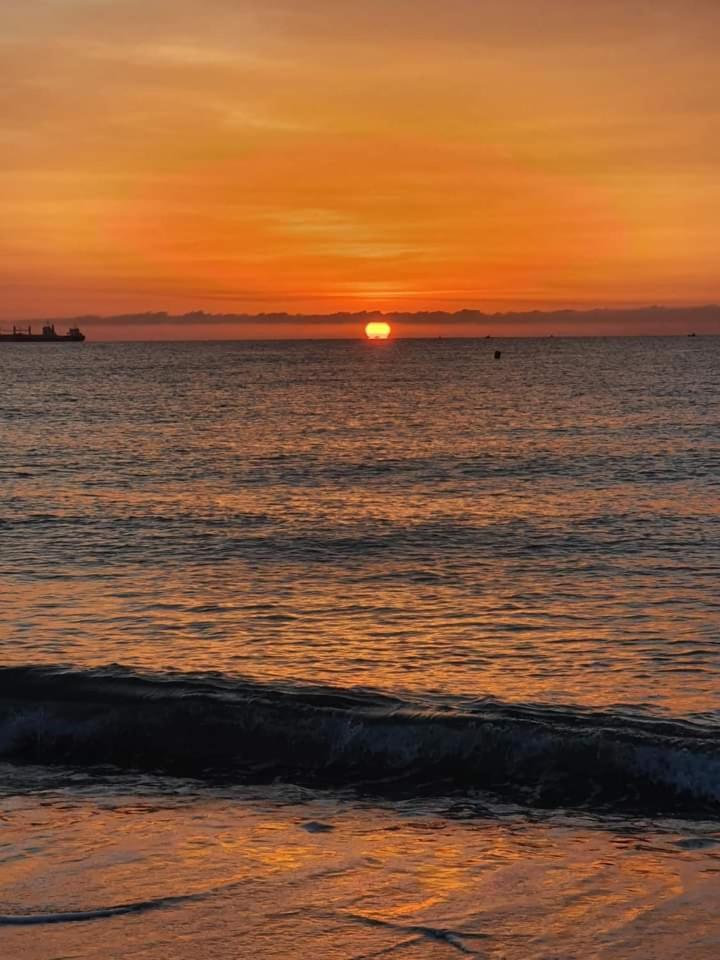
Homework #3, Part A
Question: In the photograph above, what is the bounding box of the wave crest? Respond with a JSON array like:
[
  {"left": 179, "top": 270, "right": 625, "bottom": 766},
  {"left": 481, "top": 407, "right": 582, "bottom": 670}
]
[{"left": 1, "top": 666, "right": 719, "bottom": 814}]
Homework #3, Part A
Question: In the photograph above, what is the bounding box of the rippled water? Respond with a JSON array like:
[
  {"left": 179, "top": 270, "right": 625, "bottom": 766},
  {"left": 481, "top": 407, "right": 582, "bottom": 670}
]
[
  {"left": 2, "top": 336, "right": 720, "bottom": 957},
  {"left": 3, "top": 767, "right": 720, "bottom": 960},
  {"left": 3, "top": 337, "right": 720, "bottom": 713}
]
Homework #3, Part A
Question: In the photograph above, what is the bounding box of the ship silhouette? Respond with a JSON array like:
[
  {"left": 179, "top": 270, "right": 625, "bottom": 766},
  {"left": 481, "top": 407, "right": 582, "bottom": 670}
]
[{"left": 0, "top": 323, "right": 85, "bottom": 343}]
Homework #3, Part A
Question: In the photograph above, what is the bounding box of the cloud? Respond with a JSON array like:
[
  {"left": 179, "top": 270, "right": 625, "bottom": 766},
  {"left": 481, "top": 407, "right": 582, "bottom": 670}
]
[
  {"left": 2, "top": 0, "right": 720, "bottom": 322},
  {"left": 25, "top": 305, "right": 720, "bottom": 336}
]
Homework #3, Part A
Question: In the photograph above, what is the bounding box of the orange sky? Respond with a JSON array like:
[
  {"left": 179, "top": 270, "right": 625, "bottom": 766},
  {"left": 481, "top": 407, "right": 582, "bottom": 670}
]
[{"left": 2, "top": 0, "right": 719, "bottom": 337}]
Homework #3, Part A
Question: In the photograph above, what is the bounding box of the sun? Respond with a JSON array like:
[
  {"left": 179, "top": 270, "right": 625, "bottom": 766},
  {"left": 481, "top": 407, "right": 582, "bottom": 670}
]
[{"left": 364, "top": 321, "right": 392, "bottom": 340}]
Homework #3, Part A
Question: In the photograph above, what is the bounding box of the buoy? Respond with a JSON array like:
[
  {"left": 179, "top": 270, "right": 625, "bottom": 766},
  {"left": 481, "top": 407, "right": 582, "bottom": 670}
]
[{"left": 494, "top": 350, "right": 501, "bottom": 360}]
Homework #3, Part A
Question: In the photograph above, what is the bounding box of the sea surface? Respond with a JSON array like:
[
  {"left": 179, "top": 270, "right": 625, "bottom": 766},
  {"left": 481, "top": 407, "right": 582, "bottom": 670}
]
[{"left": 1, "top": 336, "right": 720, "bottom": 958}]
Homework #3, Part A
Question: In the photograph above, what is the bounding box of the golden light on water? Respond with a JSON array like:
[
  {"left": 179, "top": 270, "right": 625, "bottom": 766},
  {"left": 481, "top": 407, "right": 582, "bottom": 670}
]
[{"left": 365, "top": 321, "right": 392, "bottom": 340}]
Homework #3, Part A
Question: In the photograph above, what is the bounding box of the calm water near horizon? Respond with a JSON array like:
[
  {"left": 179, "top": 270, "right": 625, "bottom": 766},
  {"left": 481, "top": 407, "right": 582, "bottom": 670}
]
[{"left": 2, "top": 336, "right": 720, "bottom": 958}]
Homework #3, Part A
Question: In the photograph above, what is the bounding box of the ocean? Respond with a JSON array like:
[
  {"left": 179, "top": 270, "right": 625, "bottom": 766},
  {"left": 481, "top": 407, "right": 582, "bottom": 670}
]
[{"left": 2, "top": 335, "right": 720, "bottom": 958}]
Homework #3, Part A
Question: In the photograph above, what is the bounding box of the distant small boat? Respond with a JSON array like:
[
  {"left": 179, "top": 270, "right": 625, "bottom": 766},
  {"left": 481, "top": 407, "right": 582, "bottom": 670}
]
[{"left": 0, "top": 323, "right": 85, "bottom": 343}]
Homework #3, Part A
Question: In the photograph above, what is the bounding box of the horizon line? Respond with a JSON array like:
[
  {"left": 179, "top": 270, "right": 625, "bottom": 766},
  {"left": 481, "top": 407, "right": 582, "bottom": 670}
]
[{"left": 8, "top": 302, "right": 720, "bottom": 325}]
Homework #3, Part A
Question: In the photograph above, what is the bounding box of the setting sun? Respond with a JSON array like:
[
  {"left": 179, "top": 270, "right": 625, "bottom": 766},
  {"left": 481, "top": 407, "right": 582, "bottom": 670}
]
[{"left": 365, "top": 321, "right": 392, "bottom": 340}]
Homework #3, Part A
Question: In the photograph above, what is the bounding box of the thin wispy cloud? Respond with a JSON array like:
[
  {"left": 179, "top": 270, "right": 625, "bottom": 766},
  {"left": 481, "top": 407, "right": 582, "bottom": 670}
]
[{"left": 2, "top": 0, "right": 719, "bottom": 331}]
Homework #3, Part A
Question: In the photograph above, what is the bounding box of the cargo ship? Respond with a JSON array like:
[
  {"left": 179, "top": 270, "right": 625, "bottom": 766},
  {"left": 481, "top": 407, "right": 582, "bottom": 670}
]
[{"left": 0, "top": 323, "right": 85, "bottom": 342}]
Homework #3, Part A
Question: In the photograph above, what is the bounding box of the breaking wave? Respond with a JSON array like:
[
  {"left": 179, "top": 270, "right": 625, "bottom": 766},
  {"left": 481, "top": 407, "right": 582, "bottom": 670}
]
[{"left": 1, "top": 665, "right": 719, "bottom": 815}]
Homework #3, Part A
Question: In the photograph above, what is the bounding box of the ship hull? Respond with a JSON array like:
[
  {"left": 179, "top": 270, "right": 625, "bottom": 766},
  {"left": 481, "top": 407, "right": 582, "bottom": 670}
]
[{"left": 0, "top": 334, "right": 85, "bottom": 342}]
